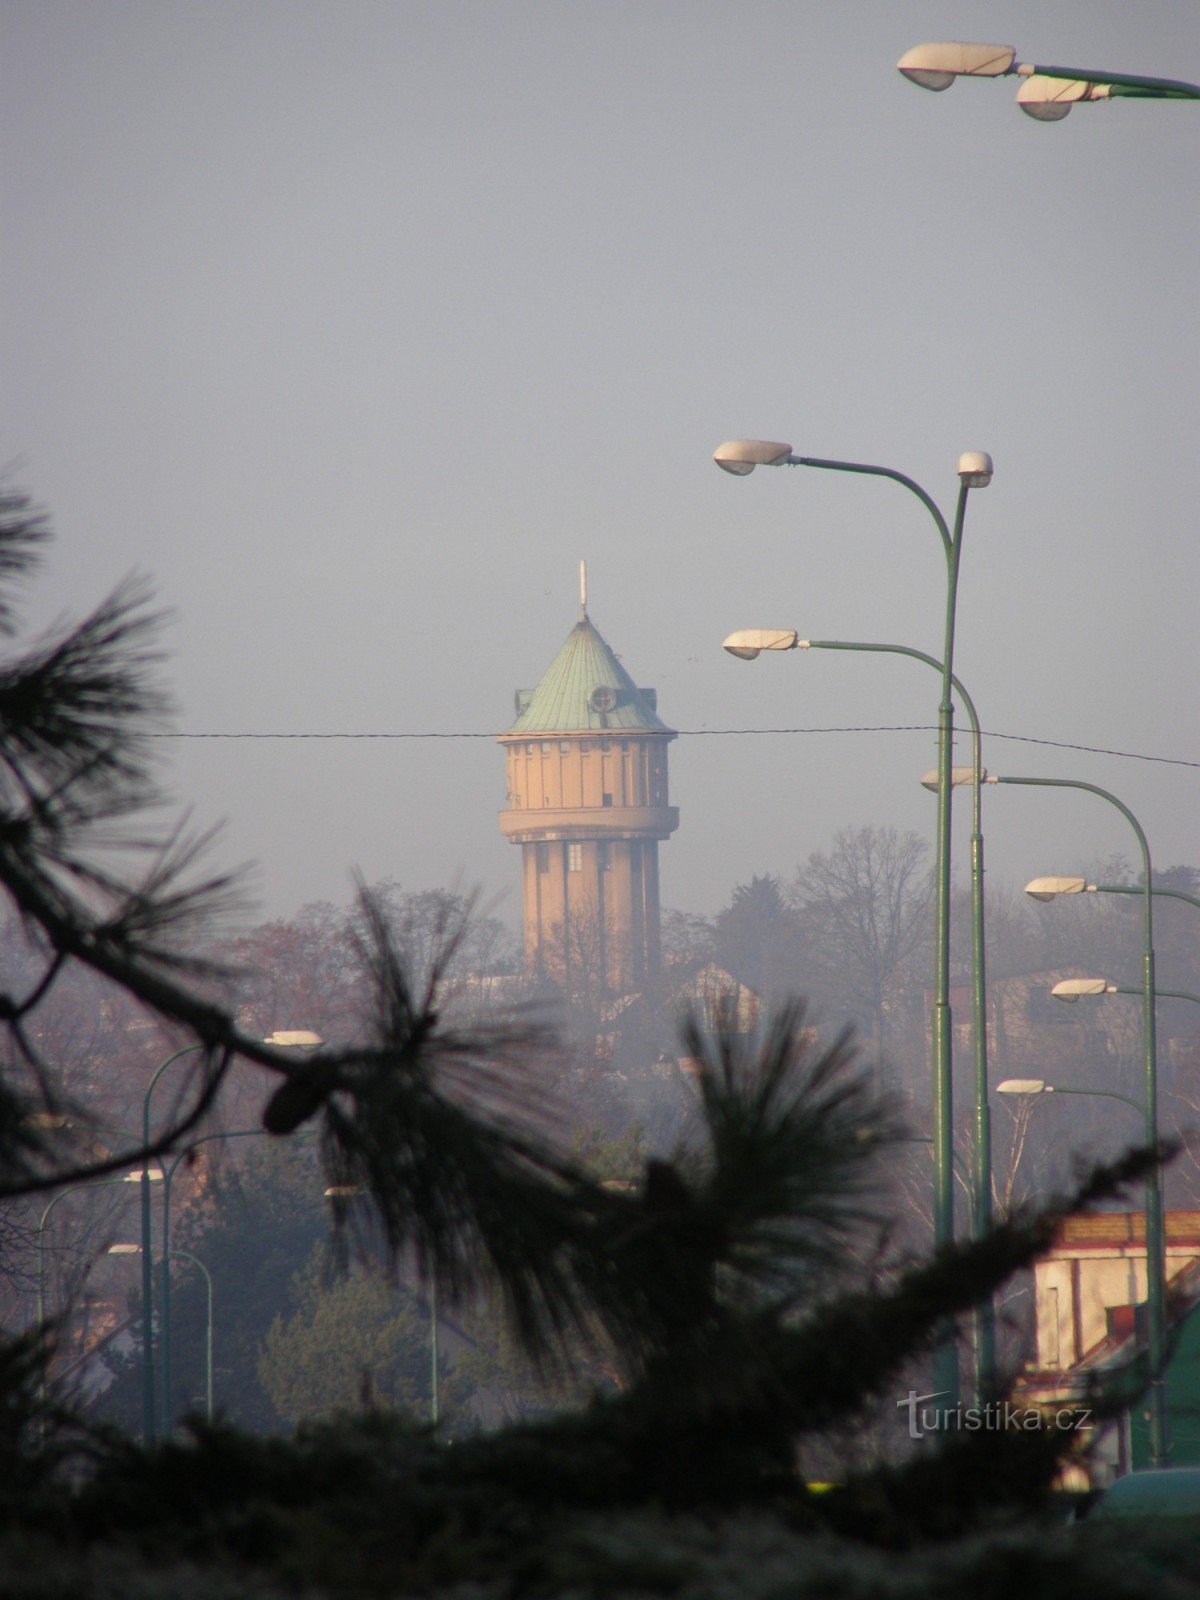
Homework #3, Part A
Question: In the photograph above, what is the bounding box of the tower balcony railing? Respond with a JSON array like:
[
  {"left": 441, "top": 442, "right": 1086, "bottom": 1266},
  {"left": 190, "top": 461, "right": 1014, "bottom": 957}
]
[{"left": 498, "top": 803, "right": 678, "bottom": 844}]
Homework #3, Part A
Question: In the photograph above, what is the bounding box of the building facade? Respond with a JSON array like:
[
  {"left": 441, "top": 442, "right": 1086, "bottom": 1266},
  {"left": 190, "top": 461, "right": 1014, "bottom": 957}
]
[
  {"left": 497, "top": 603, "right": 678, "bottom": 994},
  {"left": 1017, "top": 1210, "right": 1200, "bottom": 1481}
]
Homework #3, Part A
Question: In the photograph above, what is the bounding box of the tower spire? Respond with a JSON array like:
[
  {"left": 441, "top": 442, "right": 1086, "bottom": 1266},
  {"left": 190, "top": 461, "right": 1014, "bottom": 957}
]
[{"left": 579, "top": 559, "right": 588, "bottom": 620}]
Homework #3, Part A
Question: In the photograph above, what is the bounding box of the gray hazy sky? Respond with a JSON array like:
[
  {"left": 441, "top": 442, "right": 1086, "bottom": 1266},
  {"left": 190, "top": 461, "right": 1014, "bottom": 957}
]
[{"left": 4, "top": 2, "right": 1198, "bottom": 932}]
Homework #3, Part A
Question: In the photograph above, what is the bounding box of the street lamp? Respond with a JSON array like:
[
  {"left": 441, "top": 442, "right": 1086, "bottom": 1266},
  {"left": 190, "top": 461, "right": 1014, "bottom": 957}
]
[
  {"left": 713, "top": 442, "right": 991, "bottom": 1414},
  {"left": 997, "top": 1077, "right": 1146, "bottom": 1121},
  {"left": 996, "top": 1072, "right": 1156, "bottom": 1408},
  {"left": 1052, "top": 978, "right": 1200, "bottom": 1008},
  {"left": 722, "top": 629, "right": 996, "bottom": 1399},
  {"left": 36, "top": 1172, "right": 159, "bottom": 1426},
  {"left": 140, "top": 1030, "right": 322, "bottom": 1439},
  {"left": 988, "top": 774, "right": 1170, "bottom": 1465},
  {"left": 158, "top": 1128, "right": 269, "bottom": 1430},
  {"left": 1028, "top": 877, "right": 1200, "bottom": 914},
  {"left": 140, "top": 1045, "right": 205, "bottom": 1440},
  {"left": 897, "top": 42, "right": 1200, "bottom": 119},
  {"left": 111, "top": 1245, "right": 213, "bottom": 1423}
]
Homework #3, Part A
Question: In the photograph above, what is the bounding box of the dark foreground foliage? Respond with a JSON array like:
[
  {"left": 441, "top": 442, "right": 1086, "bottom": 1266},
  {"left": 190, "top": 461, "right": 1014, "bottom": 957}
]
[
  {"left": 4, "top": 1012, "right": 1174, "bottom": 1597},
  {"left": 5, "top": 1411, "right": 1200, "bottom": 1600}
]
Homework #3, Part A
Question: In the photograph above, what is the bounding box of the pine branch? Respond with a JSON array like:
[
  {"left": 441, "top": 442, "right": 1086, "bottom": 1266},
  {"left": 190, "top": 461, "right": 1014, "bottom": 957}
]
[
  {"left": 0, "top": 486, "right": 50, "bottom": 638},
  {"left": 303, "top": 889, "right": 601, "bottom": 1364},
  {"left": 0, "top": 578, "right": 168, "bottom": 809}
]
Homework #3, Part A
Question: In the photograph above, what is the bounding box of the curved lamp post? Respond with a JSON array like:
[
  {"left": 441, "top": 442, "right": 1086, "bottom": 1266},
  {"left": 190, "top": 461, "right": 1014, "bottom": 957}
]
[
  {"left": 722, "top": 630, "right": 996, "bottom": 1398},
  {"left": 897, "top": 41, "right": 1200, "bottom": 120},
  {"left": 714, "top": 443, "right": 992, "bottom": 1410},
  {"left": 112, "top": 1245, "right": 213, "bottom": 1423},
  {"left": 989, "top": 774, "right": 1169, "bottom": 1465},
  {"left": 140, "top": 1030, "right": 322, "bottom": 1439},
  {"left": 998, "top": 1076, "right": 1154, "bottom": 1417},
  {"left": 158, "top": 1127, "right": 270, "bottom": 1430},
  {"left": 36, "top": 1172, "right": 158, "bottom": 1333},
  {"left": 36, "top": 1172, "right": 158, "bottom": 1431},
  {"left": 140, "top": 1045, "right": 205, "bottom": 1440}
]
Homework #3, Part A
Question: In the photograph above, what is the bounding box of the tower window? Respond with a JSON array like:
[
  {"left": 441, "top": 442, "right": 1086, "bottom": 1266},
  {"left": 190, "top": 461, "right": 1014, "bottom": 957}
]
[
  {"left": 559, "top": 740, "right": 571, "bottom": 754},
  {"left": 536, "top": 843, "right": 550, "bottom": 873},
  {"left": 567, "top": 844, "right": 582, "bottom": 872},
  {"left": 602, "top": 793, "right": 613, "bottom": 807}
]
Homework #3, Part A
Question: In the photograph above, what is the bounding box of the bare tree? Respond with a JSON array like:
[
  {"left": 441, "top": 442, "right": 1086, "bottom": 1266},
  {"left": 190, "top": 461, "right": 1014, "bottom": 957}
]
[{"left": 790, "top": 826, "right": 932, "bottom": 1067}]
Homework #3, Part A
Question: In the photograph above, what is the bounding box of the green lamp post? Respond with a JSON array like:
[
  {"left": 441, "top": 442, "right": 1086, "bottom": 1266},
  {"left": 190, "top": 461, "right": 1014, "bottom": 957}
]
[
  {"left": 714, "top": 443, "right": 993, "bottom": 1411},
  {"left": 36, "top": 1172, "right": 159, "bottom": 1423},
  {"left": 989, "top": 774, "right": 1169, "bottom": 1466},
  {"left": 112, "top": 1245, "right": 214, "bottom": 1423},
  {"left": 897, "top": 41, "right": 1200, "bottom": 120},
  {"left": 140, "top": 1045, "right": 205, "bottom": 1440},
  {"left": 170, "top": 1250, "right": 214, "bottom": 1422},
  {"left": 722, "top": 629, "right": 996, "bottom": 1400},
  {"left": 140, "top": 1030, "right": 321, "bottom": 1438},
  {"left": 158, "top": 1128, "right": 267, "bottom": 1430}
]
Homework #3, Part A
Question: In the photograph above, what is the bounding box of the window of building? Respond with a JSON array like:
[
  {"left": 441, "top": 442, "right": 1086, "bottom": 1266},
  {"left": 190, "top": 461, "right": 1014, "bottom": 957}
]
[
  {"left": 1046, "top": 1286, "right": 1061, "bottom": 1367},
  {"left": 567, "top": 843, "right": 582, "bottom": 872},
  {"left": 597, "top": 844, "right": 611, "bottom": 872},
  {"left": 536, "top": 843, "right": 550, "bottom": 873},
  {"left": 602, "top": 793, "right": 613, "bottom": 807},
  {"left": 559, "top": 740, "right": 571, "bottom": 754}
]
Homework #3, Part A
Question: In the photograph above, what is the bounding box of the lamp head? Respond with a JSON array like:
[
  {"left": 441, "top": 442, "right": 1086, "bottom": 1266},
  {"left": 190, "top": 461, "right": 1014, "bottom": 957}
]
[
  {"left": 1025, "top": 876, "right": 1087, "bottom": 902},
  {"left": 1016, "top": 76, "right": 1097, "bottom": 120},
  {"left": 957, "top": 451, "right": 994, "bottom": 487},
  {"left": 897, "top": 42, "right": 1016, "bottom": 91},
  {"left": 920, "top": 766, "right": 983, "bottom": 791},
  {"left": 997, "top": 1078, "right": 1048, "bottom": 1096},
  {"left": 1052, "top": 978, "right": 1111, "bottom": 1002},
  {"left": 722, "top": 629, "right": 799, "bottom": 661},
  {"left": 713, "top": 440, "right": 794, "bottom": 476}
]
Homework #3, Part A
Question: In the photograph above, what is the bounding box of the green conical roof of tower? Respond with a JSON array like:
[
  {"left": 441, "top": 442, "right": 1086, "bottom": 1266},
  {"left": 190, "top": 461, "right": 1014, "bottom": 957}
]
[{"left": 506, "top": 614, "right": 674, "bottom": 735}]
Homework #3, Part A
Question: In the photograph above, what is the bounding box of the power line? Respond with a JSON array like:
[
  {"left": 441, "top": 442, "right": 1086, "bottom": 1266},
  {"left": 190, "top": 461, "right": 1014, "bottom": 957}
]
[{"left": 147, "top": 726, "right": 1200, "bottom": 770}]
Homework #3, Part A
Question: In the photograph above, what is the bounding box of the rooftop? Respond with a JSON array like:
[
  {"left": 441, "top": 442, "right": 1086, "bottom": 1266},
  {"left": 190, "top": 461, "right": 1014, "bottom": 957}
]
[{"left": 503, "top": 612, "right": 674, "bottom": 736}]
